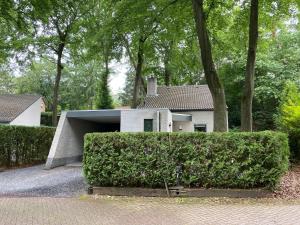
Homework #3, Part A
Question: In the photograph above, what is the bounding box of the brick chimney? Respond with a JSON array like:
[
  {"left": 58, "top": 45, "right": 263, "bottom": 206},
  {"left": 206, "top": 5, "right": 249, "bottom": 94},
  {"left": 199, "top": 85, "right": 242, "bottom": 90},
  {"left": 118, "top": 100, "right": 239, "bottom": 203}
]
[{"left": 147, "top": 76, "right": 157, "bottom": 96}]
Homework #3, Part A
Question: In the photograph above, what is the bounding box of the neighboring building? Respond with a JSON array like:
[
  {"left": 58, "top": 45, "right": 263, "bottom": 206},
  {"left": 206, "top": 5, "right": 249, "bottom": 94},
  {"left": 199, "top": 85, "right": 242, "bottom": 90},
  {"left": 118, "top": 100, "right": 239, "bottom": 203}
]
[
  {"left": 46, "top": 77, "right": 228, "bottom": 169},
  {"left": 0, "top": 94, "right": 44, "bottom": 126}
]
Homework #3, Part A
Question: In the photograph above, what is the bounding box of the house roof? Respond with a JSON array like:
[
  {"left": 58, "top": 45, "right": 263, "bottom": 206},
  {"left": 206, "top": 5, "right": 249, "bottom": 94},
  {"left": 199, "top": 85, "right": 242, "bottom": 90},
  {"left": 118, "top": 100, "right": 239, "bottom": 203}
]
[
  {"left": 139, "top": 85, "right": 214, "bottom": 111},
  {"left": 0, "top": 94, "right": 41, "bottom": 123}
]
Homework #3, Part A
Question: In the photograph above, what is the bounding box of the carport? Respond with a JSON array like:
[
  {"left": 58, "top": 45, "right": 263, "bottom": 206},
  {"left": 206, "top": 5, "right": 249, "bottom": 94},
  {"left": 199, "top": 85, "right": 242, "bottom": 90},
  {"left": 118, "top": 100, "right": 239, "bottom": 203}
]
[
  {"left": 45, "top": 108, "right": 190, "bottom": 169},
  {"left": 45, "top": 110, "right": 121, "bottom": 169}
]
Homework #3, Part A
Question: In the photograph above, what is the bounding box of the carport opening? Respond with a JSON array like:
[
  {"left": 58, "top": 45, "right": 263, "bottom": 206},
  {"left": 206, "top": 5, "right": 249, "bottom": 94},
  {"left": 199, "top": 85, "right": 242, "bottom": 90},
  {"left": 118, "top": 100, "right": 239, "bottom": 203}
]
[
  {"left": 45, "top": 110, "right": 123, "bottom": 169},
  {"left": 65, "top": 110, "right": 121, "bottom": 165}
]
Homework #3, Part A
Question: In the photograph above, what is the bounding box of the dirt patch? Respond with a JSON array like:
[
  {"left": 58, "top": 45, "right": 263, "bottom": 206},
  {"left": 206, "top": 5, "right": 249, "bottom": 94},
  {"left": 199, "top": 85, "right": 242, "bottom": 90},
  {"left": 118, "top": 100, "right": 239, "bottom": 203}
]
[
  {"left": 274, "top": 164, "right": 300, "bottom": 199},
  {"left": 91, "top": 186, "right": 272, "bottom": 198}
]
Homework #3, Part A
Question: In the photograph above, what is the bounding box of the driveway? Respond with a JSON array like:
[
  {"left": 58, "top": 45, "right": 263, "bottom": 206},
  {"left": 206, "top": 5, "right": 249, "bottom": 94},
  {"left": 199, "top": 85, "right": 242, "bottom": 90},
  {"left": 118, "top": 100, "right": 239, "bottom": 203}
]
[{"left": 0, "top": 165, "right": 86, "bottom": 197}]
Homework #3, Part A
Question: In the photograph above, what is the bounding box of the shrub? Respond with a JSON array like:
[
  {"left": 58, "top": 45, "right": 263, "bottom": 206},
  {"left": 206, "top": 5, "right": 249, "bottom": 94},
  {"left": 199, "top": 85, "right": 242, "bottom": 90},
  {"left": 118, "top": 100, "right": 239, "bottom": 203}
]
[
  {"left": 41, "top": 112, "right": 60, "bottom": 127},
  {"left": 0, "top": 125, "right": 55, "bottom": 168},
  {"left": 84, "top": 131, "right": 289, "bottom": 189},
  {"left": 41, "top": 112, "right": 53, "bottom": 127}
]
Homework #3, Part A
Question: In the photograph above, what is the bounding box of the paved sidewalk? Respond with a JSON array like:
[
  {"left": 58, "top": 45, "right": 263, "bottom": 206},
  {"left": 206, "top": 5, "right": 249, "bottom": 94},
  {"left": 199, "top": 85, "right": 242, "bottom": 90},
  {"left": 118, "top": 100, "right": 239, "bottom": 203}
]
[{"left": 1, "top": 196, "right": 300, "bottom": 225}]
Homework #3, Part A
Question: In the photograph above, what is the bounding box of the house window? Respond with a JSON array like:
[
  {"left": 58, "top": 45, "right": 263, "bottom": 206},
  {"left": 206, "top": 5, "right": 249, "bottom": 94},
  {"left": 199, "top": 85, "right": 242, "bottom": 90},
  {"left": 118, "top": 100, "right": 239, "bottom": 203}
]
[
  {"left": 144, "top": 119, "right": 153, "bottom": 132},
  {"left": 194, "top": 124, "right": 207, "bottom": 132}
]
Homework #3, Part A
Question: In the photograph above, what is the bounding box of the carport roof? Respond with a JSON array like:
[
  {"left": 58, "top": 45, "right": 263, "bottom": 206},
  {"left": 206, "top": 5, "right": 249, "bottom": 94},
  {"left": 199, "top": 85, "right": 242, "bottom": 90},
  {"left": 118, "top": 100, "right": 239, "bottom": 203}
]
[{"left": 66, "top": 110, "right": 121, "bottom": 123}]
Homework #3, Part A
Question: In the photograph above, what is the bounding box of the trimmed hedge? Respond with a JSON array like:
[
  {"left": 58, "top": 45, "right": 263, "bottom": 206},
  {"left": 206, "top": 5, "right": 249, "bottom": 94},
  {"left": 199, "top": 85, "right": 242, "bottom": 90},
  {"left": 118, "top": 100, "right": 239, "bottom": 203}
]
[
  {"left": 0, "top": 125, "right": 55, "bottom": 168},
  {"left": 83, "top": 131, "right": 290, "bottom": 189}
]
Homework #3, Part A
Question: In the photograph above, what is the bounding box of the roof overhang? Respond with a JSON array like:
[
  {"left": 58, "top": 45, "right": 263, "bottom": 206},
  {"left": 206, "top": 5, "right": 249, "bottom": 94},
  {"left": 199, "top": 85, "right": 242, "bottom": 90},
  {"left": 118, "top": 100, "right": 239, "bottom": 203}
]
[
  {"left": 66, "top": 110, "right": 121, "bottom": 123},
  {"left": 172, "top": 113, "right": 192, "bottom": 122},
  {"left": 170, "top": 108, "right": 214, "bottom": 112}
]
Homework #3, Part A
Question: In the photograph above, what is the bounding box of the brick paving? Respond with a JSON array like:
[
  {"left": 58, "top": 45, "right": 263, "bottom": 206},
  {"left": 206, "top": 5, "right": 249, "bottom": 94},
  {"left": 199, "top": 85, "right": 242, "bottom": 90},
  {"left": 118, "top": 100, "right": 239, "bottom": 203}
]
[{"left": 0, "top": 196, "right": 300, "bottom": 225}]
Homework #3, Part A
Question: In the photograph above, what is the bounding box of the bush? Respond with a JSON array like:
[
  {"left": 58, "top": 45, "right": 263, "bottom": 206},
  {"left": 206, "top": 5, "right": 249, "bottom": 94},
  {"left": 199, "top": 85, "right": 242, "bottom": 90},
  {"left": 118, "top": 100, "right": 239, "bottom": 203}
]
[
  {"left": 84, "top": 131, "right": 289, "bottom": 189},
  {"left": 41, "top": 112, "right": 60, "bottom": 127},
  {"left": 41, "top": 112, "right": 53, "bottom": 127},
  {"left": 0, "top": 125, "right": 55, "bottom": 168}
]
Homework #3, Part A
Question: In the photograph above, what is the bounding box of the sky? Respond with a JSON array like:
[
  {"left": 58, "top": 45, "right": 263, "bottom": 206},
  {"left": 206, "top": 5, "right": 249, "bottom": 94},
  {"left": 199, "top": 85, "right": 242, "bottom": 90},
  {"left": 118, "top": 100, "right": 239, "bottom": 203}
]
[{"left": 108, "top": 58, "right": 129, "bottom": 95}]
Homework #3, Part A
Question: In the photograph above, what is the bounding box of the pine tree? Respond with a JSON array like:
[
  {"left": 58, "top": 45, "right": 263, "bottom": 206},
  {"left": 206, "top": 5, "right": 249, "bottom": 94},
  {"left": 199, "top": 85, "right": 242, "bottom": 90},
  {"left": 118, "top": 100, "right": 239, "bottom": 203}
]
[{"left": 96, "top": 66, "right": 114, "bottom": 109}]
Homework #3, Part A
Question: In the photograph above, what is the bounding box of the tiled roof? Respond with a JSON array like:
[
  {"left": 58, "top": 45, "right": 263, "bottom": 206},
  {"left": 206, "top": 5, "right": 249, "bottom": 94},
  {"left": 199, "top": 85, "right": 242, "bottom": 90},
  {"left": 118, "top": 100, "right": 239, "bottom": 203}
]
[
  {"left": 139, "top": 85, "right": 214, "bottom": 111},
  {"left": 0, "top": 94, "right": 41, "bottom": 123}
]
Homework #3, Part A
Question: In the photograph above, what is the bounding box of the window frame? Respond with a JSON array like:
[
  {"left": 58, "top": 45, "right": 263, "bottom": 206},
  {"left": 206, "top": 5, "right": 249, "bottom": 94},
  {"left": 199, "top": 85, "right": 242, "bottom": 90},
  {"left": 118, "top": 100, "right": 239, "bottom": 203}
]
[{"left": 194, "top": 124, "right": 207, "bottom": 132}]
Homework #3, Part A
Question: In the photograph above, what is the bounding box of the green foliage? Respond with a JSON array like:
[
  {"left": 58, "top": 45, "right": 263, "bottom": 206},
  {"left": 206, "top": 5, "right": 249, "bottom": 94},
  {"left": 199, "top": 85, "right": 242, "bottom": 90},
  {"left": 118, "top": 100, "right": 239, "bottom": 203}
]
[
  {"left": 41, "top": 112, "right": 55, "bottom": 127},
  {"left": 84, "top": 131, "right": 289, "bottom": 189},
  {"left": 277, "top": 81, "right": 300, "bottom": 159},
  {"left": 0, "top": 125, "right": 55, "bottom": 168},
  {"left": 277, "top": 81, "right": 300, "bottom": 130},
  {"left": 41, "top": 112, "right": 52, "bottom": 126},
  {"left": 15, "top": 59, "right": 102, "bottom": 111},
  {"left": 96, "top": 72, "right": 114, "bottom": 109},
  {"left": 0, "top": 66, "right": 15, "bottom": 94},
  {"left": 220, "top": 30, "right": 300, "bottom": 130},
  {"left": 16, "top": 60, "right": 55, "bottom": 109},
  {"left": 0, "top": 0, "right": 299, "bottom": 128}
]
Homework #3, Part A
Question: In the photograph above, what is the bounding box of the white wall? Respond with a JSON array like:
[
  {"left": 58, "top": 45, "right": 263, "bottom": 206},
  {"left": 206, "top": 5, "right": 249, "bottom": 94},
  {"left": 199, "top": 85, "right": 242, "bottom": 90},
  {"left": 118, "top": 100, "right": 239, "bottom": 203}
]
[
  {"left": 173, "top": 111, "right": 214, "bottom": 132},
  {"left": 120, "top": 109, "right": 172, "bottom": 132},
  {"left": 10, "top": 98, "right": 41, "bottom": 126}
]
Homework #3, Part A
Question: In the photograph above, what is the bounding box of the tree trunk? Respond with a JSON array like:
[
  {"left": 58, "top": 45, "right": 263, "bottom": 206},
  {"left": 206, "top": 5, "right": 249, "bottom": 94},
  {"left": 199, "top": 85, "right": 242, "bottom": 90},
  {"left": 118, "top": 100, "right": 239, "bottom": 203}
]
[
  {"left": 164, "top": 46, "right": 172, "bottom": 86},
  {"left": 192, "top": 0, "right": 228, "bottom": 132},
  {"left": 164, "top": 65, "right": 172, "bottom": 86},
  {"left": 52, "top": 43, "right": 64, "bottom": 126},
  {"left": 131, "top": 38, "right": 144, "bottom": 108},
  {"left": 123, "top": 35, "right": 147, "bottom": 95},
  {"left": 241, "top": 0, "right": 259, "bottom": 131}
]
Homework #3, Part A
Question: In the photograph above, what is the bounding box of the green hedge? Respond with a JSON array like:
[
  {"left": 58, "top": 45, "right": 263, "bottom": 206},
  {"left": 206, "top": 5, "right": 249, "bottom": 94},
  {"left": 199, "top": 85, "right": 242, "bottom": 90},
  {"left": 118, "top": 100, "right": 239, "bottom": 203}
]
[
  {"left": 83, "top": 131, "right": 289, "bottom": 189},
  {"left": 0, "top": 125, "right": 55, "bottom": 168}
]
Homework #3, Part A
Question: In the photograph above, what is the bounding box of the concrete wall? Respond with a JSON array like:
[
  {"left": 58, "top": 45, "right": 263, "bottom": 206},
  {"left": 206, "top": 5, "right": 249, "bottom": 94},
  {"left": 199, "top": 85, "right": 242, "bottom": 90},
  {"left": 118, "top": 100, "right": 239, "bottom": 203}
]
[
  {"left": 120, "top": 109, "right": 172, "bottom": 132},
  {"left": 45, "top": 112, "right": 99, "bottom": 169},
  {"left": 173, "top": 111, "right": 214, "bottom": 132},
  {"left": 10, "top": 98, "right": 41, "bottom": 126}
]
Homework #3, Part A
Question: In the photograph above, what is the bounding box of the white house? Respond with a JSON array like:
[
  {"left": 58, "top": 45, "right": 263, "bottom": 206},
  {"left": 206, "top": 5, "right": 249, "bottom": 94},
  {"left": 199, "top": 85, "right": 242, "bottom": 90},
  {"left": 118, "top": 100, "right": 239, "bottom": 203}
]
[
  {"left": 138, "top": 77, "right": 215, "bottom": 132},
  {"left": 0, "top": 94, "right": 44, "bottom": 126},
  {"left": 45, "top": 77, "right": 228, "bottom": 169}
]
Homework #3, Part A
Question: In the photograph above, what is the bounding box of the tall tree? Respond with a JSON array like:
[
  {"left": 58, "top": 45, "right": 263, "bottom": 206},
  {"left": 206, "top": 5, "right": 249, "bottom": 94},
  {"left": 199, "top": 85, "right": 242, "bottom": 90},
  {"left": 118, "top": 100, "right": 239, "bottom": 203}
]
[
  {"left": 78, "top": 0, "right": 117, "bottom": 109},
  {"left": 114, "top": 0, "right": 179, "bottom": 108},
  {"left": 241, "top": 0, "right": 259, "bottom": 131},
  {"left": 30, "top": 0, "right": 88, "bottom": 125},
  {"left": 192, "top": 0, "right": 228, "bottom": 131},
  {"left": 96, "top": 61, "right": 114, "bottom": 109},
  {"left": 132, "top": 36, "right": 146, "bottom": 108}
]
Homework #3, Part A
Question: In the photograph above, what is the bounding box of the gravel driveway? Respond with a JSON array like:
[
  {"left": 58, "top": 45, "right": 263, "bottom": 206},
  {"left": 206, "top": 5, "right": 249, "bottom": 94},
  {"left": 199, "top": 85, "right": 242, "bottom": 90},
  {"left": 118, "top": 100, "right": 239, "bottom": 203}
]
[{"left": 0, "top": 165, "right": 87, "bottom": 197}]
